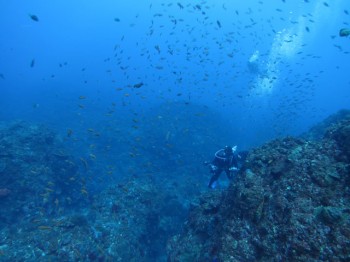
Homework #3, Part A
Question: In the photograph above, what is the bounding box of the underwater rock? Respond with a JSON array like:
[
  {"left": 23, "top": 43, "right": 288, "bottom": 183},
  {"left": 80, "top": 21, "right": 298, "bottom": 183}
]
[
  {"left": 90, "top": 176, "right": 188, "bottom": 261},
  {"left": 325, "top": 119, "right": 350, "bottom": 160},
  {"left": 0, "top": 173, "right": 188, "bottom": 261},
  {"left": 167, "top": 112, "right": 350, "bottom": 261},
  {"left": 0, "top": 121, "right": 84, "bottom": 223},
  {"left": 199, "top": 190, "right": 222, "bottom": 215},
  {"left": 315, "top": 206, "right": 345, "bottom": 224},
  {"left": 2, "top": 110, "right": 350, "bottom": 261},
  {"left": 301, "top": 109, "right": 350, "bottom": 141}
]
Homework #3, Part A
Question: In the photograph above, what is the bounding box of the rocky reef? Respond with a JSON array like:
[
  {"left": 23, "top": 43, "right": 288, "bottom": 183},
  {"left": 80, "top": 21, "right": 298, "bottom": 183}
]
[
  {"left": 167, "top": 114, "right": 350, "bottom": 261},
  {"left": 0, "top": 175, "right": 187, "bottom": 261},
  {"left": 1, "top": 110, "right": 350, "bottom": 261},
  {"left": 88, "top": 176, "right": 188, "bottom": 261},
  {"left": 301, "top": 109, "right": 350, "bottom": 141},
  {"left": 0, "top": 121, "right": 85, "bottom": 224},
  {"left": 0, "top": 121, "right": 189, "bottom": 261}
]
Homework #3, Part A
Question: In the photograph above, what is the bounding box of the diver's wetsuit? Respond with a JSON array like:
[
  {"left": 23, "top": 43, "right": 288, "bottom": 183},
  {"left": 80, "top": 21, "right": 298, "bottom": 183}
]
[{"left": 208, "top": 149, "right": 238, "bottom": 188}]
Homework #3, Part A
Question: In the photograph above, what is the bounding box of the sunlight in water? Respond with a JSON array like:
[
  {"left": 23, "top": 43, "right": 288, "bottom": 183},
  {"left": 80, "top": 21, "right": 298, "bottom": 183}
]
[
  {"left": 250, "top": 0, "right": 337, "bottom": 96},
  {"left": 251, "top": 24, "right": 303, "bottom": 96}
]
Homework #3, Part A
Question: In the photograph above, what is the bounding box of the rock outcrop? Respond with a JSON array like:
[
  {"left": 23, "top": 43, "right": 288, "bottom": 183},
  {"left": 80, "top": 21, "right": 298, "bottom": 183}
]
[{"left": 168, "top": 117, "right": 350, "bottom": 261}]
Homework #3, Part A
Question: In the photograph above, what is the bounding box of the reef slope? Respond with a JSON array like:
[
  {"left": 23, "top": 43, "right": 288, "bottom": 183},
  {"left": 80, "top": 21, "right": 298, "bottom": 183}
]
[{"left": 168, "top": 118, "right": 350, "bottom": 261}]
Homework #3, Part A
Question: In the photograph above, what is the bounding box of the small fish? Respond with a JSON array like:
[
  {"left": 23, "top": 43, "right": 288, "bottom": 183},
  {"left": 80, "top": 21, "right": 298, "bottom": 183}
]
[
  {"left": 129, "top": 152, "right": 136, "bottom": 157},
  {"left": 323, "top": 2, "right": 329, "bottom": 7},
  {"left": 133, "top": 82, "right": 143, "bottom": 88},
  {"left": 154, "top": 45, "right": 161, "bottom": 53},
  {"left": 305, "top": 26, "right": 310, "bottom": 32},
  {"left": 81, "top": 188, "right": 88, "bottom": 196},
  {"left": 177, "top": 3, "right": 184, "bottom": 9},
  {"left": 217, "top": 20, "right": 222, "bottom": 28},
  {"left": 114, "top": 17, "right": 120, "bottom": 22},
  {"left": 29, "top": 14, "right": 39, "bottom": 22},
  {"left": 38, "top": 226, "right": 52, "bottom": 231},
  {"left": 339, "top": 28, "right": 350, "bottom": 37},
  {"left": 0, "top": 73, "right": 4, "bottom": 79},
  {"left": 67, "top": 129, "right": 73, "bottom": 137},
  {"left": 30, "top": 59, "right": 35, "bottom": 68}
]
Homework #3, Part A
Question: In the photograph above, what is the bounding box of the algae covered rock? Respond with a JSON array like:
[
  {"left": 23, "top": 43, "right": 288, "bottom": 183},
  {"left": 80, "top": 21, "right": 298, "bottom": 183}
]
[
  {"left": 0, "top": 172, "right": 188, "bottom": 261},
  {"left": 0, "top": 121, "right": 84, "bottom": 224},
  {"left": 90, "top": 175, "right": 188, "bottom": 262},
  {"left": 314, "top": 206, "right": 347, "bottom": 224},
  {"left": 301, "top": 109, "right": 350, "bottom": 141},
  {"left": 325, "top": 118, "right": 350, "bottom": 160},
  {"left": 168, "top": 125, "right": 350, "bottom": 261}
]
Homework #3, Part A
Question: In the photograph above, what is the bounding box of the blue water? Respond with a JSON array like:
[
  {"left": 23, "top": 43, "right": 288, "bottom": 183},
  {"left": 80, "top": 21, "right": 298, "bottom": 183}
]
[
  {"left": 1, "top": 0, "right": 349, "bottom": 147},
  {"left": 0, "top": 0, "right": 349, "bottom": 260}
]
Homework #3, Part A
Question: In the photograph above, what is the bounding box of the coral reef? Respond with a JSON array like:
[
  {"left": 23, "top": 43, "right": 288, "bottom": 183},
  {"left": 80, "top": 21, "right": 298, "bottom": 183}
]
[{"left": 168, "top": 119, "right": 350, "bottom": 261}]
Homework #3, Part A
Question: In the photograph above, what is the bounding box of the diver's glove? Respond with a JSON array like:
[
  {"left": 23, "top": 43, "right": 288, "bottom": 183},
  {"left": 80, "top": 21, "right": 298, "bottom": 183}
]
[
  {"left": 210, "top": 164, "right": 218, "bottom": 172},
  {"left": 232, "top": 145, "right": 237, "bottom": 153}
]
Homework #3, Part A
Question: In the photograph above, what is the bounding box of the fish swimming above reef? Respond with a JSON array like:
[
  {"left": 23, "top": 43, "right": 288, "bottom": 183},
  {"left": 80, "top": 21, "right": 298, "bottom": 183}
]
[
  {"left": 29, "top": 14, "right": 39, "bottom": 22},
  {"left": 133, "top": 82, "right": 144, "bottom": 88},
  {"left": 339, "top": 28, "right": 350, "bottom": 37}
]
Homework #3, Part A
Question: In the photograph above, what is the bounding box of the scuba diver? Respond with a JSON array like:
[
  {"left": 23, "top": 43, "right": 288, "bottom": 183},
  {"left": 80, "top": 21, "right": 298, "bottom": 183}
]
[{"left": 205, "top": 145, "right": 241, "bottom": 189}]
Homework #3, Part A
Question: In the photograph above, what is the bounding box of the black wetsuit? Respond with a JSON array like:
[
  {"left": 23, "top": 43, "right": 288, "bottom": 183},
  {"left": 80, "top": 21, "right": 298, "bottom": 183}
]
[{"left": 208, "top": 149, "right": 238, "bottom": 188}]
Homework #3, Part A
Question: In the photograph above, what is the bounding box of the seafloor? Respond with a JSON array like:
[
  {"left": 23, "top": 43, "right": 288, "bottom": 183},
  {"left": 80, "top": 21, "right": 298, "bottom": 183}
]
[{"left": 0, "top": 110, "right": 350, "bottom": 261}]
